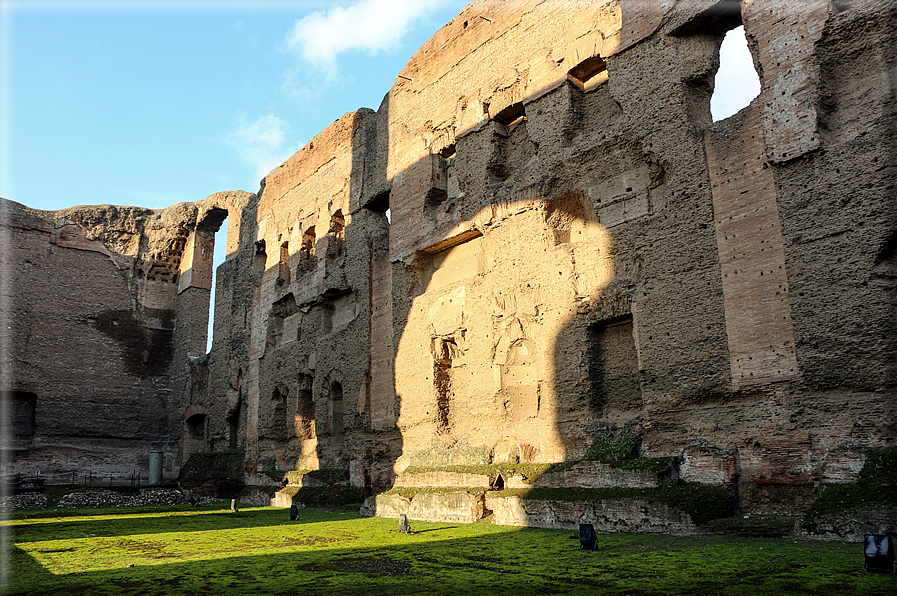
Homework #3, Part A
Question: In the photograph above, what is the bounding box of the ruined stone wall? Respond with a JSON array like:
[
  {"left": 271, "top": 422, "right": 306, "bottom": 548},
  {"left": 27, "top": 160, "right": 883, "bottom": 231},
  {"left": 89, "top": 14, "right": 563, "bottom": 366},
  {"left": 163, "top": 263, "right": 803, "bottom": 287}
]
[
  {"left": 1, "top": 191, "right": 251, "bottom": 482},
  {"left": 6, "top": 0, "right": 894, "bottom": 515},
  {"left": 191, "top": 0, "right": 893, "bottom": 512}
]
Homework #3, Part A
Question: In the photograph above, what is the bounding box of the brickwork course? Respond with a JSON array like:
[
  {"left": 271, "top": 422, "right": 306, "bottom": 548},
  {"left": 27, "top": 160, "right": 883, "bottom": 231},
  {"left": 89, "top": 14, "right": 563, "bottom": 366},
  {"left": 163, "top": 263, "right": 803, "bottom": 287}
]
[{"left": 2, "top": 0, "right": 894, "bottom": 517}]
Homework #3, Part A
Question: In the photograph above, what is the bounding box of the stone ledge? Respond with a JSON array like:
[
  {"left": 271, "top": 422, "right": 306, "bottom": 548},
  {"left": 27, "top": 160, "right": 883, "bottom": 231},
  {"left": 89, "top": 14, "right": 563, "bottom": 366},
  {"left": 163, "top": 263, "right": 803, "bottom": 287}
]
[
  {"left": 393, "top": 471, "right": 491, "bottom": 489},
  {"left": 529, "top": 460, "right": 678, "bottom": 490},
  {"left": 361, "top": 490, "right": 700, "bottom": 535},
  {"left": 797, "top": 507, "right": 897, "bottom": 542},
  {"left": 486, "top": 495, "right": 698, "bottom": 535},
  {"left": 360, "top": 491, "right": 487, "bottom": 524}
]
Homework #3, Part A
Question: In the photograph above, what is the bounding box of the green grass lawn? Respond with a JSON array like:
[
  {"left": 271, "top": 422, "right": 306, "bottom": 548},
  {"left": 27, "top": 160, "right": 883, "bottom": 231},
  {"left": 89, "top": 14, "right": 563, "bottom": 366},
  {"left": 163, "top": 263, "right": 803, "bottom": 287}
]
[{"left": 3, "top": 503, "right": 894, "bottom": 595}]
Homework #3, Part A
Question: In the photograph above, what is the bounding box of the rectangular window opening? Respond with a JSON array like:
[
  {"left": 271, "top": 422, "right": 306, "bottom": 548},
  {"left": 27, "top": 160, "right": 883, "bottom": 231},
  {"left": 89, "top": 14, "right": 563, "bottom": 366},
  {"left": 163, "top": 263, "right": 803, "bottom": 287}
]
[
  {"left": 492, "top": 102, "right": 526, "bottom": 126},
  {"left": 568, "top": 56, "right": 608, "bottom": 91}
]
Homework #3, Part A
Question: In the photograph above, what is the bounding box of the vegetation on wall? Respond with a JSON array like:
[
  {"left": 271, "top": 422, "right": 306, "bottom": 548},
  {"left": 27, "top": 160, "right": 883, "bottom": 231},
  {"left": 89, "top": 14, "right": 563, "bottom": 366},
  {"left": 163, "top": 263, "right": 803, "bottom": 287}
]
[{"left": 803, "top": 447, "right": 897, "bottom": 521}]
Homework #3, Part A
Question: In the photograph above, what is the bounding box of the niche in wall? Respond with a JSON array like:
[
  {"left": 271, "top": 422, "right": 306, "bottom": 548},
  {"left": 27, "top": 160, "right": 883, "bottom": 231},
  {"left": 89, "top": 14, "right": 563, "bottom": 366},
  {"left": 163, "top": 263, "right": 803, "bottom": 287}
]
[{"left": 586, "top": 316, "right": 642, "bottom": 417}]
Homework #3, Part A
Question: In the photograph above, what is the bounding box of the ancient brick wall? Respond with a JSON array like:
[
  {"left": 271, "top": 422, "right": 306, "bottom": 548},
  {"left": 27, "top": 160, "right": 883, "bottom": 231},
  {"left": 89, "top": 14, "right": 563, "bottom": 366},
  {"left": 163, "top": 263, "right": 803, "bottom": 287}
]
[
  {"left": 187, "top": 0, "right": 894, "bottom": 513},
  {"left": 1, "top": 191, "right": 251, "bottom": 482},
  {"left": 2, "top": 202, "right": 182, "bottom": 480},
  {"left": 5, "top": 0, "right": 895, "bottom": 515}
]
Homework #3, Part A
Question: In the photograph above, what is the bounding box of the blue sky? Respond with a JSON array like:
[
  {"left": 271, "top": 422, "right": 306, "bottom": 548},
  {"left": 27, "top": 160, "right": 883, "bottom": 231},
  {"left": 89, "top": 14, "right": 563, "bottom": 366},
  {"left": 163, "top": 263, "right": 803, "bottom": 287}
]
[
  {"left": 2, "top": 1, "right": 758, "bottom": 214},
  {"left": 1, "top": 0, "right": 469, "bottom": 212}
]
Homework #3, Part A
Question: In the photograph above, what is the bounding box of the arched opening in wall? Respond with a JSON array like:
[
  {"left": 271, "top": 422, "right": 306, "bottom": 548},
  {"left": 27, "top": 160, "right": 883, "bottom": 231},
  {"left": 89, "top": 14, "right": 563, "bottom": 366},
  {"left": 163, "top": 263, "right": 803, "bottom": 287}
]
[
  {"left": 492, "top": 102, "right": 526, "bottom": 125},
  {"left": 186, "top": 413, "right": 206, "bottom": 441},
  {"left": 710, "top": 26, "right": 761, "bottom": 122},
  {"left": 488, "top": 101, "right": 535, "bottom": 182},
  {"left": 364, "top": 189, "right": 391, "bottom": 225},
  {"left": 254, "top": 239, "right": 267, "bottom": 273},
  {"left": 328, "top": 382, "right": 344, "bottom": 453},
  {"left": 297, "top": 225, "right": 317, "bottom": 275},
  {"left": 439, "top": 144, "right": 461, "bottom": 201},
  {"left": 567, "top": 55, "right": 607, "bottom": 92},
  {"left": 302, "top": 226, "right": 316, "bottom": 257}
]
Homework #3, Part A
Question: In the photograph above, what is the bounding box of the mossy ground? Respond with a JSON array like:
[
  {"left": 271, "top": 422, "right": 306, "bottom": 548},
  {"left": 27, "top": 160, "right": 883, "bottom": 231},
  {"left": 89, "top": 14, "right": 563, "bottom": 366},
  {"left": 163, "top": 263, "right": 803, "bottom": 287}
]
[{"left": 5, "top": 504, "right": 894, "bottom": 595}]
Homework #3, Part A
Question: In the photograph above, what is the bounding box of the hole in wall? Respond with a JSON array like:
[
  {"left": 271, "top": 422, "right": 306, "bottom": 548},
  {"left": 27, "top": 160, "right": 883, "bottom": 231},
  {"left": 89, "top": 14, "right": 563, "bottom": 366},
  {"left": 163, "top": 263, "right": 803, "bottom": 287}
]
[
  {"left": 586, "top": 316, "right": 642, "bottom": 416},
  {"left": 208, "top": 216, "right": 227, "bottom": 353},
  {"left": 186, "top": 413, "right": 207, "bottom": 440},
  {"left": 492, "top": 102, "right": 526, "bottom": 125},
  {"left": 329, "top": 381, "right": 344, "bottom": 454},
  {"left": 9, "top": 391, "right": 37, "bottom": 445},
  {"left": 227, "top": 410, "right": 239, "bottom": 449},
  {"left": 327, "top": 210, "right": 346, "bottom": 259},
  {"left": 278, "top": 241, "right": 290, "bottom": 285},
  {"left": 301, "top": 226, "right": 316, "bottom": 258},
  {"left": 567, "top": 55, "right": 607, "bottom": 91},
  {"left": 711, "top": 26, "right": 761, "bottom": 121},
  {"left": 297, "top": 225, "right": 318, "bottom": 276},
  {"left": 365, "top": 189, "right": 391, "bottom": 224}
]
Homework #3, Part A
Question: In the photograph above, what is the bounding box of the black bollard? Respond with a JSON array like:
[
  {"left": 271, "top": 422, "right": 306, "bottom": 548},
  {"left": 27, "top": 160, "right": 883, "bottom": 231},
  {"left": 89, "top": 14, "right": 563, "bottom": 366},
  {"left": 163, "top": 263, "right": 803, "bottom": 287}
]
[{"left": 579, "top": 523, "right": 598, "bottom": 551}]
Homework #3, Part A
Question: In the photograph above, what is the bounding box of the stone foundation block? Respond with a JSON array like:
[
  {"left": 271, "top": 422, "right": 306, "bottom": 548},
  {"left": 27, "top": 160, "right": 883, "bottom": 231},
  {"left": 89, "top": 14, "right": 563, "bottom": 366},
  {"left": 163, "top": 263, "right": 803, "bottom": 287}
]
[
  {"left": 360, "top": 491, "right": 487, "bottom": 524},
  {"left": 486, "top": 496, "right": 698, "bottom": 535},
  {"left": 394, "top": 471, "right": 491, "bottom": 488}
]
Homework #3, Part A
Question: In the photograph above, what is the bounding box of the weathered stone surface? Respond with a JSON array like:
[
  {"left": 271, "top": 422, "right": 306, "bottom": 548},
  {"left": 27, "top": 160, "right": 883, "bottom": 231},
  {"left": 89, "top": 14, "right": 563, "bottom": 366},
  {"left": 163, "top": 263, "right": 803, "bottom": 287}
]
[
  {"left": 361, "top": 491, "right": 488, "bottom": 524},
  {"left": 3, "top": 1, "right": 895, "bottom": 525},
  {"left": 486, "top": 496, "right": 698, "bottom": 535},
  {"left": 797, "top": 507, "right": 897, "bottom": 543},
  {"left": 394, "top": 471, "right": 491, "bottom": 489},
  {"left": 531, "top": 461, "right": 678, "bottom": 490},
  {"left": 2, "top": 192, "right": 251, "bottom": 482}
]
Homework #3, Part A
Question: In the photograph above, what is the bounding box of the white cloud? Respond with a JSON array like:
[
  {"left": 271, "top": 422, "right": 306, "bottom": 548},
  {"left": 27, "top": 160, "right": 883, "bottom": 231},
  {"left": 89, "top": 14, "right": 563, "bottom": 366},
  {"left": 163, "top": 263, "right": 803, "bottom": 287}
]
[
  {"left": 285, "top": 0, "right": 448, "bottom": 76},
  {"left": 711, "top": 26, "right": 761, "bottom": 122},
  {"left": 223, "top": 113, "right": 302, "bottom": 183}
]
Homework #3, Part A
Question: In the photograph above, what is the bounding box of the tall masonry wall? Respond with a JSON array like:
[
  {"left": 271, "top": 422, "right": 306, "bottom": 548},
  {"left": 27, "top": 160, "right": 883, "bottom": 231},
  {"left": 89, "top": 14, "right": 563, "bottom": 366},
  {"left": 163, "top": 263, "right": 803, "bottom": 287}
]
[
  {"left": 3, "top": 0, "right": 895, "bottom": 515},
  {"left": 1, "top": 192, "right": 251, "bottom": 482}
]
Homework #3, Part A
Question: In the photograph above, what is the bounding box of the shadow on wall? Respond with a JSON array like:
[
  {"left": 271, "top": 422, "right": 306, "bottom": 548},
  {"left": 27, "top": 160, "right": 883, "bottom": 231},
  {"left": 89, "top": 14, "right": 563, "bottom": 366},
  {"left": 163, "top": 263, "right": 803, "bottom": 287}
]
[
  {"left": 193, "top": 33, "right": 680, "bottom": 495},
  {"left": 189, "top": 1, "right": 895, "bottom": 521}
]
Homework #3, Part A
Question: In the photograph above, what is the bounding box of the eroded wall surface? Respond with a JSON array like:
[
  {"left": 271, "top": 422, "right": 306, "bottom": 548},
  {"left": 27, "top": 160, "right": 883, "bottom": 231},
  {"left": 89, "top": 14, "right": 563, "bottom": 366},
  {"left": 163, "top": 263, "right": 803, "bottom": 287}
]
[
  {"left": 2, "top": 191, "right": 251, "bottom": 481},
  {"left": 6, "top": 0, "right": 895, "bottom": 514},
  {"left": 184, "top": 0, "right": 895, "bottom": 512}
]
